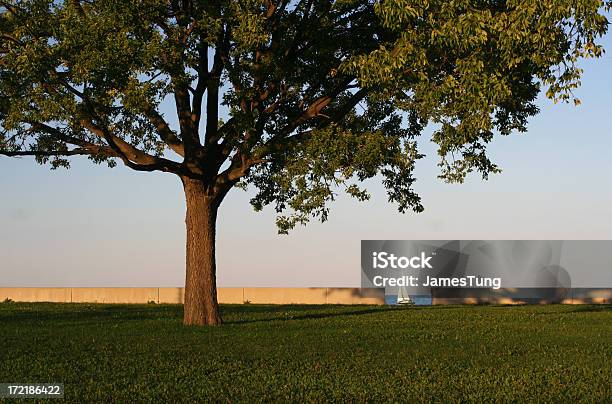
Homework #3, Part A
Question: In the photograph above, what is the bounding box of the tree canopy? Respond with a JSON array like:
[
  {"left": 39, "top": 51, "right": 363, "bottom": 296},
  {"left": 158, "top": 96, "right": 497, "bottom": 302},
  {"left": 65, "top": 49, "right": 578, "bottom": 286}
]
[{"left": 1, "top": 0, "right": 609, "bottom": 232}]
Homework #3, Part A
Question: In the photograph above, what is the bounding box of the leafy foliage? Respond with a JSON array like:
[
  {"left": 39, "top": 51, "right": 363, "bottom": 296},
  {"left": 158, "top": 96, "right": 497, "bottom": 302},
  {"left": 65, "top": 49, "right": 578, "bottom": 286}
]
[{"left": 0, "top": 0, "right": 609, "bottom": 231}]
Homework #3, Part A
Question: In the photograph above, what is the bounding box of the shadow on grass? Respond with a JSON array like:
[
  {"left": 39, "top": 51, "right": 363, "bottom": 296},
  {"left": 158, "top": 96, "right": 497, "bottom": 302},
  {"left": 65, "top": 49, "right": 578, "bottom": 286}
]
[
  {"left": 0, "top": 303, "right": 401, "bottom": 324},
  {"left": 5, "top": 302, "right": 603, "bottom": 326},
  {"left": 555, "top": 305, "right": 611, "bottom": 314},
  {"left": 223, "top": 305, "right": 399, "bottom": 324}
]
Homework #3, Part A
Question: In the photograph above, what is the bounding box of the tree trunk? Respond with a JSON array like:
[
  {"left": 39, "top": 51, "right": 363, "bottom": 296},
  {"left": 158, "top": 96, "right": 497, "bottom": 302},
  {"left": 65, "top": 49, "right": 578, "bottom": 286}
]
[{"left": 182, "top": 177, "right": 222, "bottom": 326}]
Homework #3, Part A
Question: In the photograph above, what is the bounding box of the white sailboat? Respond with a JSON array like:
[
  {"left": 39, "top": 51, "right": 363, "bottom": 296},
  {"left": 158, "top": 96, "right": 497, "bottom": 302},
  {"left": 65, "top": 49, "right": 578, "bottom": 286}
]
[{"left": 397, "top": 285, "right": 415, "bottom": 305}]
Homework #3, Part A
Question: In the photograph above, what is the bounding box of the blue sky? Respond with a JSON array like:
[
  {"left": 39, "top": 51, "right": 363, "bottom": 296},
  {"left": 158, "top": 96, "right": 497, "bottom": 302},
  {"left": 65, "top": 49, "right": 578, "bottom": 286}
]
[{"left": 1, "top": 34, "right": 611, "bottom": 287}]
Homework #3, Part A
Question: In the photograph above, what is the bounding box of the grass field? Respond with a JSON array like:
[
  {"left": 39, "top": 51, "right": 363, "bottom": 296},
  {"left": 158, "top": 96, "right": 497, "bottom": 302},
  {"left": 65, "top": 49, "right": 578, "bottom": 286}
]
[{"left": 0, "top": 303, "right": 610, "bottom": 402}]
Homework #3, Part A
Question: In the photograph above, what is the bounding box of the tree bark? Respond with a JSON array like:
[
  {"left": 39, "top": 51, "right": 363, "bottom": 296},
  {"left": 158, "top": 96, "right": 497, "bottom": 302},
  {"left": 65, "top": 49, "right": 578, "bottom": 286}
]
[{"left": 182, "top": 177, "right": 222, "bottom": 326}]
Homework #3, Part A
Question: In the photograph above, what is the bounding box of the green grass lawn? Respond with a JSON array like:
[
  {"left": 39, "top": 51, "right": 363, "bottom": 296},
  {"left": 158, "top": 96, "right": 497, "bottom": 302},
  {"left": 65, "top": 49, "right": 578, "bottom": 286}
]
[{"left": 0, "top": 303, "right": 610, "bottom": 402}]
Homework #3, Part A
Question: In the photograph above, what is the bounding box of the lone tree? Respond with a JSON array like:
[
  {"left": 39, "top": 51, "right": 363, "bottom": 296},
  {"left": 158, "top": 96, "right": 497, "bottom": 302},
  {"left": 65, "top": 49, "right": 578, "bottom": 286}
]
[{"left": 1, "top": 1, "right": 609, "bottom": 325}]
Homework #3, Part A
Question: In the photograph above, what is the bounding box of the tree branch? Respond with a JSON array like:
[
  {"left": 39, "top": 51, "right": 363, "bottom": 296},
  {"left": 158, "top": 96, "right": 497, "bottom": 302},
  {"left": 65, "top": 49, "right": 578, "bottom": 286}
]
[
  {"left": 205, "top": 25, "right": 230, "bottom": 145},
  {"left": 0, "top": 1, "right": 24, "bottom": 16},
  {"left": 2, "top": 121, "right": 186, "bottom": 173},
  {"left": 191, "top": 39, "right": 208, "bottom": 127},
  {"left": 327, "top": 88, "right": 368, "bottom": 123},
  {"left": 283, "top": 77, "right": 356, "bottom": 134},
  {"left": 174, "top": 84, "right": 200, "bottom": 155},
  {"left": 79, "top": 118, "right": 181, "bottom": 173},
  {"left": 142, "top": 106, "right": 185, "bottom": 156}
]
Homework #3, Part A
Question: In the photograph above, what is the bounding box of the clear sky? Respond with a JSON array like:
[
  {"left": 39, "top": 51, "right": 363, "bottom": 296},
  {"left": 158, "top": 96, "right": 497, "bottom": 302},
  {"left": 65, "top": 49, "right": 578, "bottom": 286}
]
[{"left": 1, "top": 35, "right": 611, "bottom": 288}]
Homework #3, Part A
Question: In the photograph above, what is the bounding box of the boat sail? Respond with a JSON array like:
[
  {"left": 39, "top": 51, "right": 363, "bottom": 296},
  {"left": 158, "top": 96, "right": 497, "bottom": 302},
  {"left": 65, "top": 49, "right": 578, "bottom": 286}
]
[{"left": 397, "top": 285, "right": 415, "bottom": 305}]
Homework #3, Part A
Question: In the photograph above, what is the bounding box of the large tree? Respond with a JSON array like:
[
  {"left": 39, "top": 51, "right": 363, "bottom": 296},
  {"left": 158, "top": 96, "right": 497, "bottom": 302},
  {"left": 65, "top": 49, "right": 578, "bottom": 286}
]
[{"left": 0, "top": 0, "right": 609, "bottom": 325}]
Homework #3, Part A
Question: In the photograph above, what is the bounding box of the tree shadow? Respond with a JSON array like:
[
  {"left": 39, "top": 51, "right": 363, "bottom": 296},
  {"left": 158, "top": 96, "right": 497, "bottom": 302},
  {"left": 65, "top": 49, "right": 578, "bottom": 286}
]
[
  {"left": 555, "top": 305, "right": 610, "bottom": 314},
  {"left": 224, "top": 305, "right": 399, "bottom": 324},
  {"left": 0, "top": 303, "right": 399, "bottom": 325}
]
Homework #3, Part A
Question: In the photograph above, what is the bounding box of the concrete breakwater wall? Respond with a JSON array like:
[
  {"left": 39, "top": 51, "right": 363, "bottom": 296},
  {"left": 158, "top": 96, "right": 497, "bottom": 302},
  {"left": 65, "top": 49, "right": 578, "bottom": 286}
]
[
  {"left": 0, "top": 287, "right": 609, "bottom": 305},
  {"left": 0, "top": 287, "right": 385, "bottom": 305}
]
